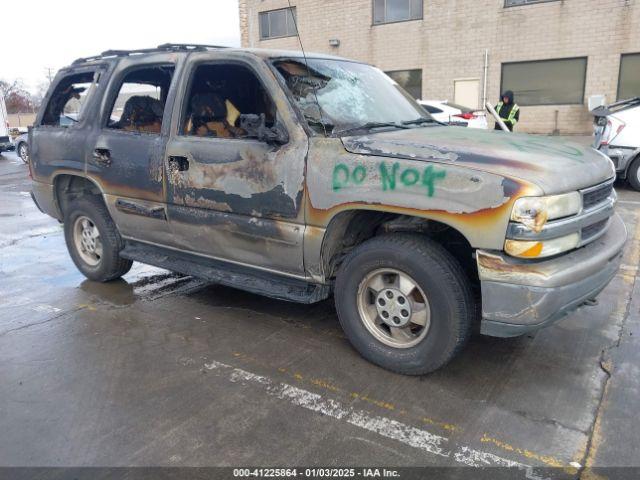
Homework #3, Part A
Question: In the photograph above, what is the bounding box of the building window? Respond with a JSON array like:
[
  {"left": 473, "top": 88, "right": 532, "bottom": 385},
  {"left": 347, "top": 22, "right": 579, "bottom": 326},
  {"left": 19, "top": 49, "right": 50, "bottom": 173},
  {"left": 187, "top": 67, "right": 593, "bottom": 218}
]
[
  {"left": 505, "top": 0, "right": 559, "bottom": 6},
  {"left": 500, "top": 58, "right": 587, "bottom": 106},
  {"left": 259, "top": 7, "right": 297, "bottom": 40},
  {"left": 373, "top": 0, "right": 423, "bottom": 25},
  {"left": 386, "top": 69, "right": 422, "bottom": 99},
  {"left": 618, "top": 53, "right": 640, "bottom": 100}
]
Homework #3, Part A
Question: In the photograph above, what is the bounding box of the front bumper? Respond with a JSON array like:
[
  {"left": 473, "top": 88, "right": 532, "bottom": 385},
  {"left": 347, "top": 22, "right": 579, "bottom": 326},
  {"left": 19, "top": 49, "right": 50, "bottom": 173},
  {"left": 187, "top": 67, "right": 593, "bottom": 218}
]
[
  {"left": 478, "top": 213, "right": 626, "bottom": 337},
  {"left": 0, "top": 136, "right": 13, "bottom": 152}
]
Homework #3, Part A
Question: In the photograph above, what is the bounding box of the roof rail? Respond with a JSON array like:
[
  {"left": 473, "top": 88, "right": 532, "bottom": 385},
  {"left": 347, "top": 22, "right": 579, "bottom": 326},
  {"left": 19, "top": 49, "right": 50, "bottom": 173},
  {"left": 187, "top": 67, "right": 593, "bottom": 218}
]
[
  {"left": 156, "top": 43, "right": 230, "bottom": 51},
  {"left": 72, "top": 43, "right": 229, "bottom": 65}
]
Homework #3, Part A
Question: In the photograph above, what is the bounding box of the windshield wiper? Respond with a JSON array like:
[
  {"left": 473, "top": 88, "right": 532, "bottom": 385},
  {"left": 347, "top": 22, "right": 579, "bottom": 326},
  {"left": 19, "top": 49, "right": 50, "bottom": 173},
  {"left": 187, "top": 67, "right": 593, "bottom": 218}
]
[
  {"left": 401, "top": 117, "right": 440, "bottom": 126},
  {"left": 334, "top": 121, "right": 410, "bottom": 137}
]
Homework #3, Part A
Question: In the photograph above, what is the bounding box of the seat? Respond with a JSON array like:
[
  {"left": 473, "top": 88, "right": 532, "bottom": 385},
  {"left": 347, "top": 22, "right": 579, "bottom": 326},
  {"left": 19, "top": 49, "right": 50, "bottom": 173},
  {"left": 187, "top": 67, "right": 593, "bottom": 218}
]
[
  {"left": 188, "top": 93, "right": 233, "bottom": 137},
  {"left": 117, "top": 95, "right": 164, "bottom": 133}
]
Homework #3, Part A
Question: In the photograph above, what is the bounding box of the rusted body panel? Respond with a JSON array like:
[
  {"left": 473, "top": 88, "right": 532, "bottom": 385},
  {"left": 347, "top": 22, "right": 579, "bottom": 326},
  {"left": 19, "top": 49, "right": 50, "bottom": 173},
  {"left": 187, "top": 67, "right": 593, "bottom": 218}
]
[{"left": 303, "top": 136, "right": 541, "bottom": 279}]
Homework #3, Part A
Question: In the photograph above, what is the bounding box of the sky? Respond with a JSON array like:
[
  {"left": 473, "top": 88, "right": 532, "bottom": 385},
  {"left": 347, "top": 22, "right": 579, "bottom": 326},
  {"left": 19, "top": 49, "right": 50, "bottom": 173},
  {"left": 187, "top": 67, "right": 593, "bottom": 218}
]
[{"left": 4, "top": 0, "right": 241, "bottom": 93}]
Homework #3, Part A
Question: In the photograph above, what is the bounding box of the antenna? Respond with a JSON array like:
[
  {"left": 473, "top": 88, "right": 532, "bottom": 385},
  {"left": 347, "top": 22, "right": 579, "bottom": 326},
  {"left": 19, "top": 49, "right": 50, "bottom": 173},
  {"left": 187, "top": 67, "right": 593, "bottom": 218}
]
[{"left": 287, "top": 0, "right": 329, "bottom": 137}]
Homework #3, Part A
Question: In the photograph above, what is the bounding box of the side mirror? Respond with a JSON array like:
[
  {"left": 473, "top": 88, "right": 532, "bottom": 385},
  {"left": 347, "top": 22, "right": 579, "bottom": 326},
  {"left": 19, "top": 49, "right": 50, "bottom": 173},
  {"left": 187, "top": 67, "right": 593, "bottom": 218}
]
[{"left": 239, "top": 113, "right": 289, "bottom": 145}]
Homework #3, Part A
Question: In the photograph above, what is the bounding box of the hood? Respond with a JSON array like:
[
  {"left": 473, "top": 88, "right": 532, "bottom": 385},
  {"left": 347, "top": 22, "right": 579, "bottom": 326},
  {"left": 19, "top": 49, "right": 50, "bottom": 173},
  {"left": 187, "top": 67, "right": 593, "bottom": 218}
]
[
  {"left": 341, "top": 127, "right": 615, "bottom": 194},
  {"left": 501, "top": 90, "right": 515, "bottom": 104}
]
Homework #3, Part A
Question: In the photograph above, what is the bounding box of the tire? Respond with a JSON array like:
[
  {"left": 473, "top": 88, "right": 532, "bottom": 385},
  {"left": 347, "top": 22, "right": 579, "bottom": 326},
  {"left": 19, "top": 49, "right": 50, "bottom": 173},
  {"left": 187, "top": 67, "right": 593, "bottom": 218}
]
[
  {"left": 17, "top": 142, "right": 29, "bottom": 163},
  {"left": 334, "top": 234, "right": 474, "bottom": 375},
  {"left": 63, "top": 196, "right": 133, "bottom": 282},
  {"left": 627, "top": 156, "right": 640, "bottom": 191}
]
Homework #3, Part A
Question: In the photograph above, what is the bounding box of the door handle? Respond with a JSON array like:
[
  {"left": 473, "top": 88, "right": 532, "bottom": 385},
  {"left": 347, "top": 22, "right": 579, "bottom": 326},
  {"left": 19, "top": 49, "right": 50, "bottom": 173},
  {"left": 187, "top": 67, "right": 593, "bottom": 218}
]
[
  {"left": 92, "top": 148, "right": 111, "bottom": 166},
  {"left": 168, "top": 155, "right": 189, "bottom": 172}
]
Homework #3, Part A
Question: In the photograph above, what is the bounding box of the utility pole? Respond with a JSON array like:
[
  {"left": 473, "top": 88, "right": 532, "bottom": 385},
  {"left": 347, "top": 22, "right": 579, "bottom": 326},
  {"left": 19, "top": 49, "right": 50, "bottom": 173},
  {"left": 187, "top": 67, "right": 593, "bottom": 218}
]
[{"left": 45, "top": 67, "right": 55, "bottom": 84}]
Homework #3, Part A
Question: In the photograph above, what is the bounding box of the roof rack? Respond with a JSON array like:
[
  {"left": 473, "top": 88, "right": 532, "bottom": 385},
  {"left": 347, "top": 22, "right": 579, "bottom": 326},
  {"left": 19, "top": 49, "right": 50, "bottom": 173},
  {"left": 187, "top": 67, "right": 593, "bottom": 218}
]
[{"left": 72, "top": 43, "right": 229, "bottom": 65}]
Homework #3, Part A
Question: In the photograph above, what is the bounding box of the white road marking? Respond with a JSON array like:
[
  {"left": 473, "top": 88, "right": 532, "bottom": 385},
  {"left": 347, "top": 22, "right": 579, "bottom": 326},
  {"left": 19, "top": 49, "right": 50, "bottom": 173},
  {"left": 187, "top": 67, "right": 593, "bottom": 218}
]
[
  {"left": 204, "top": 360, "right": 547, "bottom": 479},
  {"left": 31, "top": 304, "right": 62, "bottom": 314}
]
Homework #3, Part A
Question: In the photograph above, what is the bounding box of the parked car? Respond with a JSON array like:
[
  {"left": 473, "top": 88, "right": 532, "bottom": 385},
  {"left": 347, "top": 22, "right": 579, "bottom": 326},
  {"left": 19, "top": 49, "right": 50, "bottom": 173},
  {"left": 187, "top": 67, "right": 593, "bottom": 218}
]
[
  {"left": 0, "top": 92, "right": 12, "bottom": 153},
  {"left": 592, "top": 97, "right": 640, "bottom": 190},
  {"left": 13, "top": 133, "right": 29, "bottom": 163},
  {"left": 418, "top": 100, "right": 488, "bottom": 129},
  {"left": 30, "top": 44, "right": 624, "bottom": 375}
]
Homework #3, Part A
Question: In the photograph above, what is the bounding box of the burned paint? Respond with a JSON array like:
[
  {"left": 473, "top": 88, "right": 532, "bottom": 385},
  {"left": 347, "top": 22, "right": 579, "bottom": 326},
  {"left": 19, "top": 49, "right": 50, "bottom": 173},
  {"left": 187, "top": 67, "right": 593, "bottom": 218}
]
[
  {"left": 333, "top": 161, "right": 447, "bottom": 198},
  {"left": 341, "top": 127, "right": 614, "bottom": 195}
]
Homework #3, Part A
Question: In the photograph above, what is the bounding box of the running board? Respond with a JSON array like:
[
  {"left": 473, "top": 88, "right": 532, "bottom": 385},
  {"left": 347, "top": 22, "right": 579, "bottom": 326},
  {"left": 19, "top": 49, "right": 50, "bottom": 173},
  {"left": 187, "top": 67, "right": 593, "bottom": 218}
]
[{"left": 120, "top": 241, "right": 331, "bottom": 304}]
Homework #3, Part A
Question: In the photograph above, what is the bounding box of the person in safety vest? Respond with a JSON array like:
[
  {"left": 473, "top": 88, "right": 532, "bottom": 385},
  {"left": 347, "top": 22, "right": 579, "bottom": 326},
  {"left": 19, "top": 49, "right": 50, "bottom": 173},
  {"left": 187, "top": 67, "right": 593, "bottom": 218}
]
[{"left": 494, "top": 90, "right": 520, "bottom": 131}]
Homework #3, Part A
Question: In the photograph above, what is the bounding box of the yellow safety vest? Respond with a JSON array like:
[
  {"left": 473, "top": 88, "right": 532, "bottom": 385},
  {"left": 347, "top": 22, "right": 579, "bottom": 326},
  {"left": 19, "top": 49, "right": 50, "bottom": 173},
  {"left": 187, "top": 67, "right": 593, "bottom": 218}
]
[{"left": 496, "top": 102, "right": 520, "bottom": 125}]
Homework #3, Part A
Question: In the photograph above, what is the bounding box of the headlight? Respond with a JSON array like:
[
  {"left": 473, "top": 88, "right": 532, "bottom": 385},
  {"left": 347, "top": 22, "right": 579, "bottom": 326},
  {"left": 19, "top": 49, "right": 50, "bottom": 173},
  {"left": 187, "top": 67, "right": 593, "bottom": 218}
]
[
  {"left": 511, "top": 192, "right": 581, "bottom": 232},
  {"left": 505, "top": 233, "right": 580, "bottom": 258}
]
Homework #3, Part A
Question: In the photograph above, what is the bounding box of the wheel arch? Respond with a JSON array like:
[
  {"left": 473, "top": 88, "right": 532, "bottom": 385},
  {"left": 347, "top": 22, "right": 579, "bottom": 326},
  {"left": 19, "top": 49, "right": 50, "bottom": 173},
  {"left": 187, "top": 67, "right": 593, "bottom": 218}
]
[
  {"left": 53, "top": 173, "right": 105, "bottom": 219},
  {"left": 317, "top": 208, "right": 476, "bottom": 283}
]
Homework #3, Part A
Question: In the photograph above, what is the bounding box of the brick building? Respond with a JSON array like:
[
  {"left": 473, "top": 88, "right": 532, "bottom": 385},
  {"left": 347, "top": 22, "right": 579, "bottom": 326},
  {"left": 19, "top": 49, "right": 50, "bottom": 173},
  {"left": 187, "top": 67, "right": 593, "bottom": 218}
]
[{"left": 239, "top": 0, "right": 640, "bottom": 134}]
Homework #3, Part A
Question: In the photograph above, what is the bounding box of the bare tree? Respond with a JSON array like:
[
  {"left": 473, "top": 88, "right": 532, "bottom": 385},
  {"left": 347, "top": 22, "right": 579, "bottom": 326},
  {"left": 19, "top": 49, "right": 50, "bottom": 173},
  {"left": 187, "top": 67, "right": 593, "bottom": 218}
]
[{"left": 1, "top": 78, "right": 47, "bottom": 113}]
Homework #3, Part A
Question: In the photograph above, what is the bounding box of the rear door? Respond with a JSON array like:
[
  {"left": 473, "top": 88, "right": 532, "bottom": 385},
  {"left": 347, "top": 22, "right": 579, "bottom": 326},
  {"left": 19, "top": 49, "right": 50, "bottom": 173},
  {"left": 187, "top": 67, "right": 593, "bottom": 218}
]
[
  {"left": 84, "top": 54, "right": 182, "bottom": 247},
  {"left": 164, "top": 52, "right": 308, "bottom": 276}
]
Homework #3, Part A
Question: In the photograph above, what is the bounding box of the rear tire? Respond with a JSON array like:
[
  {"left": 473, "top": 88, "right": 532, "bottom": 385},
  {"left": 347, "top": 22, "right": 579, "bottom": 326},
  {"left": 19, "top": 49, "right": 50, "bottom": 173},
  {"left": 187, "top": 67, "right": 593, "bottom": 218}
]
[
  {"left": 63, "top": 196, "right": 132, "bottom": 282},
  {"left": 334, "top": 234, "right": 474, "bottom": 375},
  {"left": 627, "top": 156, "right": 640, "bottom": 191}
]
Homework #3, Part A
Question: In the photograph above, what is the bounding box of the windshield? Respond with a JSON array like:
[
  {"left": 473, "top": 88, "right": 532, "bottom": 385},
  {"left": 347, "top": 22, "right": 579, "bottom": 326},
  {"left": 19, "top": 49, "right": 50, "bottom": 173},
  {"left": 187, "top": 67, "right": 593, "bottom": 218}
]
[{"left": 273, "top": 58, "right": 431, "bottom": 135}]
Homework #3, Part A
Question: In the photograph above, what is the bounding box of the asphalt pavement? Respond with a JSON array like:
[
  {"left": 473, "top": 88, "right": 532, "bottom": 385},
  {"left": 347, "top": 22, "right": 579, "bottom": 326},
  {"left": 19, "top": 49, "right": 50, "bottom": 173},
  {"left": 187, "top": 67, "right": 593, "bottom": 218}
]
[{"left": 1, "top": 148, "right": 639, "bottom": 479}]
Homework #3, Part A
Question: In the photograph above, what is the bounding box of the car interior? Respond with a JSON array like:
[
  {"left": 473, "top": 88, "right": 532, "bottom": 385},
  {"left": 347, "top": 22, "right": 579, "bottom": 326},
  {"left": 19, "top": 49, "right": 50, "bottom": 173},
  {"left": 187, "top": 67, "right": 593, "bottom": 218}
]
[{"left": 182, "top": 64, "right": 276, "bottom": 138}]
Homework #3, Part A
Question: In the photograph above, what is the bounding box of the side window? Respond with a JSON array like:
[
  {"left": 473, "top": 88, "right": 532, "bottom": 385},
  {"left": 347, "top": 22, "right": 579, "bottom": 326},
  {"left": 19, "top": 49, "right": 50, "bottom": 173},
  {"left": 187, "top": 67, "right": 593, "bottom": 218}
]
[
  {"left": 107, "top": 65, "right": 175, "bottom": 134},
  {"left": 182, "top": 63, "right": 276, "bottom": 139},
  {"left": 41, "top": 71, "right": 98, "bottom": 126},
  {"left": 422, "top": 105, "right": 443, "bottom": 114}
]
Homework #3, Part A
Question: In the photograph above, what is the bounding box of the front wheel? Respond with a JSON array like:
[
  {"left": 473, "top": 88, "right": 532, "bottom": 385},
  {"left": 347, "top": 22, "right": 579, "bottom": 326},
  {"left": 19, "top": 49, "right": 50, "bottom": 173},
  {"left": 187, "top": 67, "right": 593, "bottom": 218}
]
[
  {"left": 335, "top": 234, "right": 474, "bottom": 375},
  {"left": 64, "top": 196, "right": 132, "bottom": 282},
  {"left": 18, "top": 143, "right": 29, "bottom": 163}
]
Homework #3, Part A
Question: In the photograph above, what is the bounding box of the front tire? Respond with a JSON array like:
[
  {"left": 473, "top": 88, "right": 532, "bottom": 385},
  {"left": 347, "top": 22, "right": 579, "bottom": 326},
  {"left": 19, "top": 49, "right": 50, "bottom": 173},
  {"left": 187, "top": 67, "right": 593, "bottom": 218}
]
[
  {"left": 18, "top": 142, "right": 29, "bottom": 163},
  {"left": 63, "top": 196, "right": 132, "bottom": 282},
  {"left": 335, "top": 234, "right": 474, "bottom": 375}
]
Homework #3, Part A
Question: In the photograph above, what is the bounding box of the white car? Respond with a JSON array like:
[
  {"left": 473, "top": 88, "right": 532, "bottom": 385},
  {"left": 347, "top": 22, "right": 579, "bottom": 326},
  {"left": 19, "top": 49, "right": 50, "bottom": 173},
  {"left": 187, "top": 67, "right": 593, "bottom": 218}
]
[
  {"left": 593, "top": 97, "right": 640, "bottom": 190},
  {"left": 418, "top": 100, "right": 488, "bottom": 129}
]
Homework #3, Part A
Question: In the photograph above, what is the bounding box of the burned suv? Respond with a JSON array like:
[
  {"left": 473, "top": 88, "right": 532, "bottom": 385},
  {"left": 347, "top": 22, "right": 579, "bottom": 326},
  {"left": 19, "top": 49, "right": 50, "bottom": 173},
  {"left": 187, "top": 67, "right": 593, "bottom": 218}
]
[{"left": 30, "top": 44, "right": 625, "bottom": 374}]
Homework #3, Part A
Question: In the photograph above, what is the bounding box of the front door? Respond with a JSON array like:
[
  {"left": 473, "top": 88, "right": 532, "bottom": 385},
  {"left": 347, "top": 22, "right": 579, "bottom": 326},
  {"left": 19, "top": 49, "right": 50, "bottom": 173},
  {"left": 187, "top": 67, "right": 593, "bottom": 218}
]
[
  {"left": 85, "top": 56, "right": 180, "bottom": 247},
  {"left": 165, "top": 54, "right": 308, "bottom": 276}
]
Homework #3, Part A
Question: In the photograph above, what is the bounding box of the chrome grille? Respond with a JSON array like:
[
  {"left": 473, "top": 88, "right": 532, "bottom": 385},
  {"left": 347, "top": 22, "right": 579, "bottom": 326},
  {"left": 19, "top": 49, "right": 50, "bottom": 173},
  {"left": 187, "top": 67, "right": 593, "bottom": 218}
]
[{"left": 582, "top": 180, "right": 614, "bottom": 210}]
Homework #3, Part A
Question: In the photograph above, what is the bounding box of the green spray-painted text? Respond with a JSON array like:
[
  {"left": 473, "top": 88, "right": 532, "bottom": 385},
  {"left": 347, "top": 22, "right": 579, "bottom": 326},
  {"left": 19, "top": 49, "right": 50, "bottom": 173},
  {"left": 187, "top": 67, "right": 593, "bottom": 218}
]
[{"left": 333, "top": 162, "right": 446, "bottom": 197}]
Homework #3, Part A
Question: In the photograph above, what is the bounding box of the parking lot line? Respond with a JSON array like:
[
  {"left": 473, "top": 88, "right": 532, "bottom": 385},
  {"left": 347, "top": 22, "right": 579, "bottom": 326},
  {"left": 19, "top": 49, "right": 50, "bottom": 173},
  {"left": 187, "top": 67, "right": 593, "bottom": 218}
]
[{"left": 203, "top": 359, "right": 548, "bottom": 479}]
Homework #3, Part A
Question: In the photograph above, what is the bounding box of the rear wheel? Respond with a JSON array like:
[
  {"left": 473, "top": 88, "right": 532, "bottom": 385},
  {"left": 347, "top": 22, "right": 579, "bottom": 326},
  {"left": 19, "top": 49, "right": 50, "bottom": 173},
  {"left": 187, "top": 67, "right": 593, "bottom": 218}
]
[
  {"left": 335, "top": 234, "right": 474, "bottom": 375},
  {"left": 64, "top": 196, "right": 132, "bottom": 281},
  {"left": 627, "top": 156, "right": 640, "bottom": 191}
]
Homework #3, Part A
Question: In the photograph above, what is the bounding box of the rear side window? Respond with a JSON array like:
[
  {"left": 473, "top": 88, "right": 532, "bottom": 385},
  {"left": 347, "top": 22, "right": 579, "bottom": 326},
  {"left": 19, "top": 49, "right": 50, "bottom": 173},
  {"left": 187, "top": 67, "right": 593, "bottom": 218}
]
[
  {"left": 41, "top": 71, "right": 98, "bottom": 126},
  {"left": 107, "top": 65, "right": 175, "bottom": 134},
  {"left": 422, "top": 104, "right": 443, "bottom": 114}
]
